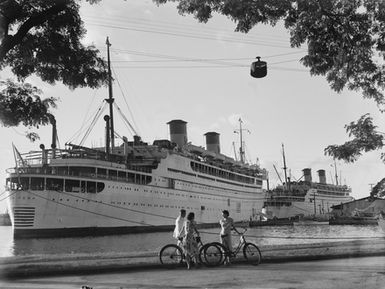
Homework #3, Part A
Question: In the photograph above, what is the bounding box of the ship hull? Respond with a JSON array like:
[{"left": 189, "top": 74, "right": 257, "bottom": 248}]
[{"left": 7, "top": 166, "right": 265, "bottom": 238}]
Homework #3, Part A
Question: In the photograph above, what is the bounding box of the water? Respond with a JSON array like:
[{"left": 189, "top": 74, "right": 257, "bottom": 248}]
[{"left": 0, "top": 225, "right": 384, "bottom": 258}]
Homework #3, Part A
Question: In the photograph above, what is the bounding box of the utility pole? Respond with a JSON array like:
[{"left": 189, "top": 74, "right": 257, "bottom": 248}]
[{"left": 106, "top": 37, "right": 115, "bottom": 150}]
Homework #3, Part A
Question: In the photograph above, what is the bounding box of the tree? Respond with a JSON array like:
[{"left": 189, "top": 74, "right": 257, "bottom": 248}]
[
  {"left": 154, "top": 0, "right": 385, "bottom": 193},
  {"left": 0, "top": 79, "right": 56, "bottom": 141},
  {"left": 0, "top": 0, "right": 107, "bottom": 138}
]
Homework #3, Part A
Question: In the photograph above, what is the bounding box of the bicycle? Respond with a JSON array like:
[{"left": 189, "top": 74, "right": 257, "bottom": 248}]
[
  {"left": 204, "top": 228, "right": 262, "bottom": 265},
  {"left": 159, "top": 236, "right": 223, "bottom": 268}
]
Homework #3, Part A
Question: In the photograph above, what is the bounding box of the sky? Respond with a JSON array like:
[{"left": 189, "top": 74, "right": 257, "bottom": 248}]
[{"left": 0, "top": 0, "right": 384, "bottom": 213}]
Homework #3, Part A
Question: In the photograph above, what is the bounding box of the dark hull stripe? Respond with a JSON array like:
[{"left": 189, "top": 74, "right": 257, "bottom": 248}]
[{"left": 13, "top": 222, "right": 221, "bottom": 239}]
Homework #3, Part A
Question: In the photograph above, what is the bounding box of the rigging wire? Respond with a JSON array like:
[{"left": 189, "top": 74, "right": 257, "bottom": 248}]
[
  {"left": 79, "top": 89, "right": 99, "bottom": 135},
  {"left": 113, "top": 103, "right": 138, "bottom": 137},
  {"left": 111, "top": 66, "right": 141, "bottom": 136},
  {"left": 67, "top": 101, "right": 106, "bottom": 144},
  {"left": 79, "top": 102, "right": 108, "bottom": 146}
]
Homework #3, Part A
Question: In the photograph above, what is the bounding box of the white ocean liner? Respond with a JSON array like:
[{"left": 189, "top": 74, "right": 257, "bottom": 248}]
[
  {"left": 262, "top": 145, "right": 353, "bottom": 220},
  {"left": 264, "top": 168, "right": 354, "bottom": 219},
  {"left": 5, "top": 119, "right": 268, "bottom": 238}
]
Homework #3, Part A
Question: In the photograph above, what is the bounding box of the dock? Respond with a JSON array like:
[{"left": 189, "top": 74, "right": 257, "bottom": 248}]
[
  {"left": 1, "top": 238, "right": 385, "bottom": 279},
  {"left": 329, "top": 217, "right": 378, "bottom": 225}
]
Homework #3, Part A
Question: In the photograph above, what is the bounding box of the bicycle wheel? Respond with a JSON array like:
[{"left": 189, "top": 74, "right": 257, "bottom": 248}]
[
  {"left": 243, "top": 242, "right": 262, "bottom": 265},
  {"left": 159, "top": 244, "right": 184, "bottom": 266},
  {"left": 211, "top": 242, "right": 229, "bottom": 265},
  {"left": 200, "top": 243, "right": 223, "bottom": 267}
]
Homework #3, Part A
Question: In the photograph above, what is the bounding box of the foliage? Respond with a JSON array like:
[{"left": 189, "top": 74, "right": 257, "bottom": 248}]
[
  {"left": 325, "top": 113, "right": 384, "bottom": 162},
  {"left": 154, "top": 0, "right": 385, "bottom": 109},
  {"left": 0, "top": 0, "right": 107, "bottom": 89},
  {"left": 0, "top": 0, "right": 107, "bottom": 138},
  {"left": 154, "top": 0, "right": 385, "bottom": 166},
  {"left": 371, "top": 177, "right": 385, "bottom": 198},
  {"left": 0, "top": 79, "right": 57, "bottom": 141}
]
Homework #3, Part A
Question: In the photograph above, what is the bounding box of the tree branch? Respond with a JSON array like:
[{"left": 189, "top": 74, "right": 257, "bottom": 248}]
[{"left": 0, "top": 0, "right": 67, "bottom": 61}]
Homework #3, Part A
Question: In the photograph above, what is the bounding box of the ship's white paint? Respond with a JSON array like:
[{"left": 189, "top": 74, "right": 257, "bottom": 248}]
[
  {"left": 7, "top": 150, "right": 267, "bottom": 234},
  {"left": 265, "top": 188, "right": 354, "bottom": 219}
]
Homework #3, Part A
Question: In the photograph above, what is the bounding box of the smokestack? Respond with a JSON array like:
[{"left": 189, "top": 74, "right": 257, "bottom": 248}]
[
  {"left": 204, "top": 132, "right": 220, "bottom": 154},
  {"left": 317, "top": 169, "right": 326, "bottom": 184},
  {"left": 167, "top": 120, "right": 187, "bottom": 148},
  {"left": 303, "top": 168, "right": 312, "bottom": 183}
]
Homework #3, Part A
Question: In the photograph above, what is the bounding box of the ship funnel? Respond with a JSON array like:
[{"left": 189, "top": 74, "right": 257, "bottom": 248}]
[
  {"left": 204, "top": 132, "right": 220, "bottom": 154},
  {"left": 167, "top": 120, "right": 187, "bottom": 148},
  {"left": 317, "top": 169, "right": 326, "bottom": 184},
  {"left": 303, "top": 168, "right": 312, "bottom": 183}
]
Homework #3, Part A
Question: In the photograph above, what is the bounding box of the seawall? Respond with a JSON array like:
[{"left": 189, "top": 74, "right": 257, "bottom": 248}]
[{"left": 1, "top": 238, "right": 384, "bottom": 279}]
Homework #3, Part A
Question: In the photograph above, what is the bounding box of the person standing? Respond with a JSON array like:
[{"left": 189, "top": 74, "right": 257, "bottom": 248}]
[
  {"left": 219, "top": 210, "right": 239, "bottom": 264},
  {"left": 173, "top": 209, "right": 186, "bottom": 245},
  {"left": 183, "top": 212, "right": 200, "bottom": 269}
]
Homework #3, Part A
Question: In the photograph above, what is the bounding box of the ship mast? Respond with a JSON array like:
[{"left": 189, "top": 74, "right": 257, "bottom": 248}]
[
  {"left": 234, "top": 118, "right": 248, "bottom": 164},
  {"left": 282, "top": 143, "right": 289, "bottom": 190},
  {"left": 106, "top": 37, "right": 115, "bottom": 151},
  {"left": 333, "top": 159, "right": 339, "bottom": 186}
]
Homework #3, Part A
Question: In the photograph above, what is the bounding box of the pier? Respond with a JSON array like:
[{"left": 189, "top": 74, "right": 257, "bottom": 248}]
[
  {"left": 1, "top": 238, "right": 385, "bottom": 277},
  {"left": 1, "top": 239, "right": 385, "bottom": 288}
]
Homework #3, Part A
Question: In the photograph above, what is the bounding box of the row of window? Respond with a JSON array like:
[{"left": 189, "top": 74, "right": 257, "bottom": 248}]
[
  {"left": 7, "top": 177, "right": 105, "bottom": 193},
  {"left": 190, "top": 161, "right": 257, "bottom": 185},
  {"left": 316, "top": 190, "right": 349, "bottom": 196},
  {"left": 18, "top": 166, "right": 152, "bottom": 185}
]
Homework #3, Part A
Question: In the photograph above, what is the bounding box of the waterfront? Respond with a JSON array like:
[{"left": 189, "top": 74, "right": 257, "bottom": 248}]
[
  {"left": 2, "top": 256, "right": 384, "bottom": 289},
  {"left": 0, "top": 224, "right": 383, "bottom": 258}
]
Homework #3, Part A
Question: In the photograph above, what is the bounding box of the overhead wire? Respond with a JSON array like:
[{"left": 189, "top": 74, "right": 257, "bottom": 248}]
[
  {"left": 84, "top": 14, "right": 291, "bottom": 44},
  {"left": 87, "top": 22, "right": 297, "bottom": 50},
  {"left": 84, "top": 14, "right": 299, "bottom": 50}
]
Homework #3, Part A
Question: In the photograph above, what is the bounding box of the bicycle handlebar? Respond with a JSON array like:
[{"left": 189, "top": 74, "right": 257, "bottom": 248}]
[{"left": 234, "top": 227, "right": 248, "bottom": 235}]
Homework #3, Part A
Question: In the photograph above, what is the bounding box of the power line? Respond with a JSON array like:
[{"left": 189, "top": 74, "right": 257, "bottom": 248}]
[
  {"left": 87, "top": 22, "right": 297, "bottom": 50},
  {"left": 83, "top": 15, "right": 293, "bottom": 46}
]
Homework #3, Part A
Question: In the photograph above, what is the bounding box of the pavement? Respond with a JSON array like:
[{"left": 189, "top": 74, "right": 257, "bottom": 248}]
[
  {"left": 1, "top": 256, "right": 385, "bottom": 289},
  {"left": 1, "top": 238, "right": 385, "bottom": 288}
]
